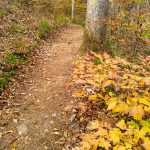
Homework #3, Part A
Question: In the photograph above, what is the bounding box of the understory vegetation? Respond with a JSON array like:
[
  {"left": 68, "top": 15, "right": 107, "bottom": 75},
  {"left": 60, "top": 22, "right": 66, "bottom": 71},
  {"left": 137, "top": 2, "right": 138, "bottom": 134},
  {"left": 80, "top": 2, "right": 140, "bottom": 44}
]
[
  {"left": 105, "top": 0, "right": 150, "bottom": 61},
  {"left": 0, "top": 0, "right": 86, "bottom": 92},
  {"left": 0, "top": 0, "right": 86, "bottom": 91}
]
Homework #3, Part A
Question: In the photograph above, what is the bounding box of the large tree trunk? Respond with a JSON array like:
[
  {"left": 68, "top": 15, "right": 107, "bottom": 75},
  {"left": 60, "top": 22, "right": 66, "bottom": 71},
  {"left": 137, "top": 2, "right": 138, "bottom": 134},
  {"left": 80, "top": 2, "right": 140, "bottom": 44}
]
[{"left": 83, "top": 0, "right": 109, "bottom": 51}]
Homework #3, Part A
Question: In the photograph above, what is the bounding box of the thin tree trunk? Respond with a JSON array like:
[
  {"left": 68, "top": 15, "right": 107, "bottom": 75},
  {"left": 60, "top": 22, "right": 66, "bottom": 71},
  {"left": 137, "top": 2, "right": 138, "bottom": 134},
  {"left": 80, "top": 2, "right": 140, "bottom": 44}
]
[{"left": 72, "top": 0, "right": 74, "bottom": 20}]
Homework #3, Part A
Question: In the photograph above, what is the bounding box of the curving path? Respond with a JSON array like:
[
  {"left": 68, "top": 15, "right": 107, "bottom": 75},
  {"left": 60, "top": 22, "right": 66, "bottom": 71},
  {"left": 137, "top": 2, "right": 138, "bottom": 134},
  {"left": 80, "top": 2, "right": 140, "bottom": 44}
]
[{"left": 0, "top": 24, "right": 83, "bottom": 150}]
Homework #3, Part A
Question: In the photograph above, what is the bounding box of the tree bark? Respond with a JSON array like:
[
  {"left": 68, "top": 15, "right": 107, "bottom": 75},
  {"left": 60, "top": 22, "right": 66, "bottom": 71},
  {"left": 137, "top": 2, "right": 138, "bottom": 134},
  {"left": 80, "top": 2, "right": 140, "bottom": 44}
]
[{"left": 83, "top": 0, "right": 109, "bottom": 51}]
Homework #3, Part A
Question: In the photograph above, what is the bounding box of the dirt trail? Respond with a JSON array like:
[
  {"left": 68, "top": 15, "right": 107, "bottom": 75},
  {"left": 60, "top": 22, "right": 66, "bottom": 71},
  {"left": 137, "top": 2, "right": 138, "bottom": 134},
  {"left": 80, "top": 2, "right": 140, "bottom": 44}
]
[{"left": 0, "top": 24, "right": 83, "bottom": 150}]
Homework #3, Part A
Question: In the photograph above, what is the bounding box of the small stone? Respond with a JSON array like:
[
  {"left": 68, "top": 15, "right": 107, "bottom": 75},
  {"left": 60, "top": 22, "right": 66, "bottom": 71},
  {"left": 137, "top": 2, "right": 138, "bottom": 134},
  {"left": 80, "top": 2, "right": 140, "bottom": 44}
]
[
  {"left": 52, "top": 112, "right": 57, "bottom": 117},
  {"left": 50, "top": 120, "right": 54, "bottom": 124},
  {"left": 53, "top": 128, "right": 59, "bottom": 131},
  {"left": 44, "top": 129, "right": 49, "bottom": 133},
  {"left": 44, "top": 146, "right": 48, "bottom": 149},
  {"left": 13, "top": 119, "right": 18, "bottom": 123},
  {"left": 54, "top": 132, "right": 59, "bottom": 135},
  {"left": 72, "top": 147, "right": 80, "bottom": 150},
  {"left": 17, "top": 124, "right": 28, "bottom": 135}
]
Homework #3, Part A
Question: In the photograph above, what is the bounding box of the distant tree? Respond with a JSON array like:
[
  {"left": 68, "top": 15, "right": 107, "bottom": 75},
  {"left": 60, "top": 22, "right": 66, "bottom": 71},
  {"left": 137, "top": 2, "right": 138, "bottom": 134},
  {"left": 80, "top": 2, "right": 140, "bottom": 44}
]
[{"left": 72, "top": 0, "right": 75, "bottom": 19}]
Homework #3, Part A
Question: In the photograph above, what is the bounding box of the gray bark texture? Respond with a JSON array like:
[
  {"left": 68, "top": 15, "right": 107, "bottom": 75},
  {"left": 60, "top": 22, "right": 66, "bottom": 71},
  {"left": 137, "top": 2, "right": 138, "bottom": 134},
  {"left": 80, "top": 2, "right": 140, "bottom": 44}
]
[{"left": 85, "top": 0, "right": 109, "bottom": 44}]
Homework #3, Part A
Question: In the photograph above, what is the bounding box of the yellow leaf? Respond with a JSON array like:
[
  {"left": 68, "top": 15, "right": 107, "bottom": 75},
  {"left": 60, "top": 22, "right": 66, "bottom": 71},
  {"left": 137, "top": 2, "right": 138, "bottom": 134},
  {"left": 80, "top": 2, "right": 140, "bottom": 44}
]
[
  {"left": 113, "top": 145, "right": 126, "bottom": 150},
  {"left": 86, "top": 120, "right": 100, "bottom": 130},
  {"left": 94, "top": 127, "right": 108, "bottom": 137},
  {"left": 129, "top": 105, "right": 145, "bottom": 120},
  {"left": 98, "top": 138, "right": 111, "bottom": 150},
  {"left": 144, "top": 106, "right": 150, "bottom": 114},
  {"left": 109, "top": 128, "right": 122, "bottom": 144},
  {"left": 125, "top": 142, "right": 132, "bottom": 149},
  {"left": 128, "top": 97, "right": 138, "bottom": 105},
  {"left": 139, "top": 97, "right": 150, "bottom": 107},
  {"left": 93, "top": 0, "right": 96, "bottom": 5},
  {"left": 143, "top": 137, "right": 150, "bottom": 150},
  {"left": 133, "top": 128, "right": 146, "bottom": 142},
  {"left": 116, "top": 119, "right": 127, "bottom": 130},
  {"left": 80, "top": 141, "right": 91, "bottom": 150},
  {"left": 101, "top": 80, "right": 112, "bottom": 90},
  {"left": 88, "top": 95, "right": 98, "bottom": 101},
  {"left": 139, "top": 80, "right": 145, "bottom": 87},
  {"left": 106, "top": 97, "right": 117, "bottom": 111},
  {"left": 113, "top": 102, "right": 129, "bottom": 114},
  {"left": 74, "top": 90, "right": 86, "bottom": 97}
]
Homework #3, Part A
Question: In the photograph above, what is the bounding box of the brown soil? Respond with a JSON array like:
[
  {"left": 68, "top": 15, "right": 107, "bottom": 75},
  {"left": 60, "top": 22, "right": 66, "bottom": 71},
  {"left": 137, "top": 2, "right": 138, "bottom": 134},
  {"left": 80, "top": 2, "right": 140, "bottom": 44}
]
[{"left": 0, "top": 24, "right": 83, "bottom": 150}]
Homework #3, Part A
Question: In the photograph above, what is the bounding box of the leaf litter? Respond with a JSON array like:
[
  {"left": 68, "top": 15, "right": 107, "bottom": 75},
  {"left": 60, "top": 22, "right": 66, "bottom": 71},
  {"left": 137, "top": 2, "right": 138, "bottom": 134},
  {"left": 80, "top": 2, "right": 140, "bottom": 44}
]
[{"left": 71, "top": 51, "right": 150, "bottom": 150}]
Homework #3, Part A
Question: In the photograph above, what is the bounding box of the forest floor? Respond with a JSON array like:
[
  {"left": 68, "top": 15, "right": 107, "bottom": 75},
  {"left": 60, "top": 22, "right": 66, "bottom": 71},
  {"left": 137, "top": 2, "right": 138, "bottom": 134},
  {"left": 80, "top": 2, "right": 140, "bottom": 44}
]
[{"left": 0, "top": 24, "right": 84, "bottom": 150}]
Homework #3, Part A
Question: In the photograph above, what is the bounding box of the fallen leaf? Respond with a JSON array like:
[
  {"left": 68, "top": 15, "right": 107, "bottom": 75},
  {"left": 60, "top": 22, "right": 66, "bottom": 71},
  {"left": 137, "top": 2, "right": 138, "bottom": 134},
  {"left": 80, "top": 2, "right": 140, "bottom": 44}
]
[
  {"left": 109, "top": 128, "right": 122, "bottom": 144},
  {"left": 106, "top": 97, "right": 117, "bottom": 111},
  {"left": 88, "top": 94, "right": 98, "bottom": 101},
  {"left": 116, "top": 119, "right": 127, "bottom": 130},
  {"left": 98, "top": 138, "right": 111, "bottom": 150},
  {"left": 107, "top": 71, "right": 118, "bottom": 79},
  {"left": 143, "top": 137, "right": 150, "bottom": 150},
  {"left": 102, "top": 52, "right": 110, "bottom": 60},
  {"left": 101, "top": 80, "right": 112, "bottom": 89},
  {"left": 87, "top": 120, "right": 100, "bottom": 130},
  {"left": 129, "top": 105, "right": 145, "bottom": 120}
]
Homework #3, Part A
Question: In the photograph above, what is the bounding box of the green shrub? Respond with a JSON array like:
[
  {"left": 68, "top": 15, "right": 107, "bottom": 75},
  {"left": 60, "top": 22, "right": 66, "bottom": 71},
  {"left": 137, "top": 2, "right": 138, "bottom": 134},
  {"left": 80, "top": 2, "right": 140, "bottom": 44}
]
[
  {"left": 72, "top": 16, "right": 85, "bottom": 27},
  {"left": 109, "top": 49, "right": 116, "bottom": 58},
  {"left": 92, "top": 43, "right": 99, "bottom": 53},
  {"left": 0, "top": 69, "right": 17, "bottom": 89},
  {"left": 0, "top": 8, "right": 7, "bottom": 18},
  {"left": 105, "top": 39, "right": 115, "bottom": 48},
  {"left": 36, "top": 18, "right": 53, "bottom": 38},
  {"left": 5, "top": 53, "right": 28, "bottom": 68},
  {"left": 94, "top": 58, "right": 101, "bottom": 66},
  {"left": 105, "top": 39, "right": 116, "bottom": 57},
  {"left": 5, "top": 54, "right": 19, "bottom": 64},
  {"left": 9, "top": 39, "right": 29, "bottom": 54},
  {"left": 9, "top": 23, "right": 24, "bottom": 34},
  {"left": 29, "top": 40, "right": 39, "bottom": 51},
  {"left": 55, "top": 16, "right": 69, "bottom": 27}
]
